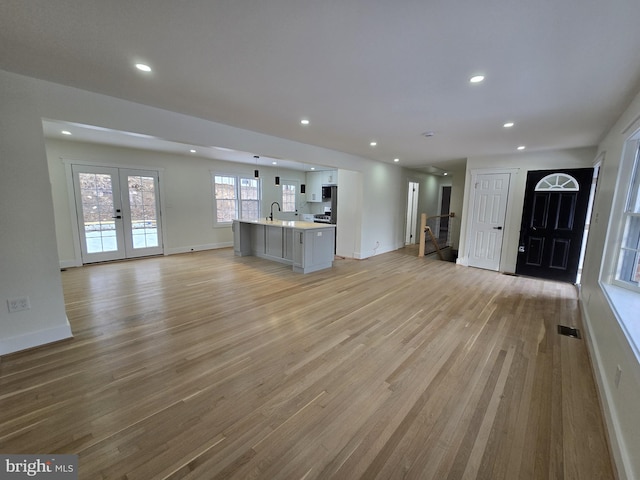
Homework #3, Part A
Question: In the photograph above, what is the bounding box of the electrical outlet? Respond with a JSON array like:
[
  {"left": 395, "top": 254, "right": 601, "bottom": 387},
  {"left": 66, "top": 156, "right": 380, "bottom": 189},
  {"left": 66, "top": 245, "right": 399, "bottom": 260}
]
[
  {"left": 614, "top": 365, "right": 622, "bottom": 388},
  {"left": 7, "top": 296, "right": 31, "bottom": 313}
]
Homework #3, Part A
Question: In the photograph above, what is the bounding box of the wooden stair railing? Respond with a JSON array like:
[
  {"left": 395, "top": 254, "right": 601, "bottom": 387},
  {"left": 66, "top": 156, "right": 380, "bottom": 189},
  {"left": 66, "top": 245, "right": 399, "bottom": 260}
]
[{"left": 418, "top": 212, "right": 455, "bottom": 259}]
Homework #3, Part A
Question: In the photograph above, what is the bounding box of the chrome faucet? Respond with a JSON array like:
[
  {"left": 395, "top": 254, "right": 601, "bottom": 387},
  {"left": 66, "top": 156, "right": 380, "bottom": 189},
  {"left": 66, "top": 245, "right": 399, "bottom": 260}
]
[{"left": 269, "top": 201, "right": 281, "bottom": 221}]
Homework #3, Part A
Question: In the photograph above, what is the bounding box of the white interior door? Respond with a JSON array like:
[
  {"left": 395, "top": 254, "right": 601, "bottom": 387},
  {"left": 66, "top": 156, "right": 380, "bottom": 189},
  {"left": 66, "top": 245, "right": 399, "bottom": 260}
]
[
  {"left": 405, "top": 182, "right": 420, "bottom": 244},
  {"left": 72, "top": 165, "right": 163, "bottom": 263},
  {"left": 467, "top": 173, "right": 510, "bottom": 271}
]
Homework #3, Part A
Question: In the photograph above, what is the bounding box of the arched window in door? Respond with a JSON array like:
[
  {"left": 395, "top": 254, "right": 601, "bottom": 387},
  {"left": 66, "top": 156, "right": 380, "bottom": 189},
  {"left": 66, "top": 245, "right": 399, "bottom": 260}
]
[{"left": 535, "top": 173, "right": 580, "bottom": 191}]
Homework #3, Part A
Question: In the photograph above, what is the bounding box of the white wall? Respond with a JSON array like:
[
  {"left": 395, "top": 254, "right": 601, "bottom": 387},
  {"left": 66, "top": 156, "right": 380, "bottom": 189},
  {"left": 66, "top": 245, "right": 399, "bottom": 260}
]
[
  {"left": 579, "top": 88, "right": 640, "bottom": 480},
  {"left": 448, "top": 164, "right": 467, "bottom": 252},
  {"left": 46, "top": 139, "right": 307, "bottom": 264},
  {"left": 336, "top": 169, "right": 363, "bottom": 258},
  {"left": 0, "top": 73, "right": 72, "bottom": 354},
  {"left": 458, "top": 147, "right": 597, "bottom": 272},
  {"left": 358, "top": 162, "right": 407, "bottom": 258}
]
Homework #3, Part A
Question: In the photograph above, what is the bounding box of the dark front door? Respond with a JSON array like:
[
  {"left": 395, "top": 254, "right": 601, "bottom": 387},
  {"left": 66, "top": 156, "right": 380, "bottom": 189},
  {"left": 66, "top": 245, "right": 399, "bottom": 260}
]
[{"left": 516, "top": 168, "right": 593, "bottom": 283}]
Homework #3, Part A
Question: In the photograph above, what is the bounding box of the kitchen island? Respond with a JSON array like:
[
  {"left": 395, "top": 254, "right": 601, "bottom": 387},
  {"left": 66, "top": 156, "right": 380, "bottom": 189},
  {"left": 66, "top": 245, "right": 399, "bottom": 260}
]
[{"left": 232, "top": 219, "right": 336, "bottom": 273}]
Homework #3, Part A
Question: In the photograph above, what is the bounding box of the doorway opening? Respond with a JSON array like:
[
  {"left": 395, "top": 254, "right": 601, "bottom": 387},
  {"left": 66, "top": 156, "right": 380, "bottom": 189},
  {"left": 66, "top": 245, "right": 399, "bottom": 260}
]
[
  {"left": 438, "top": 185, "right": 452, "bottom": 245},
  {"left": 405, "top": 181, "right": 420, "bottom": 245}
]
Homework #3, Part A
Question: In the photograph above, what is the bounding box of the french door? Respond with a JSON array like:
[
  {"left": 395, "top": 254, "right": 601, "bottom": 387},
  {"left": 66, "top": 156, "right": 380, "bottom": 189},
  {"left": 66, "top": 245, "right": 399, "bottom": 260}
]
[{"left": 72, "top": 165, "right": 163, "bottom": 263}]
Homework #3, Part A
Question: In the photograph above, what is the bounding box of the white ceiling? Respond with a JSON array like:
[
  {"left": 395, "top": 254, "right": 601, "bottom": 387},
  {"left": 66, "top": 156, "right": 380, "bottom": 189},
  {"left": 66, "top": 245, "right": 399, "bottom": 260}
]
[
  {"left": 40, "top": 119, "right": 327, "bottom": 172},
  {"left": 2, "top": 1, "right": 640, "bottom": 172}
]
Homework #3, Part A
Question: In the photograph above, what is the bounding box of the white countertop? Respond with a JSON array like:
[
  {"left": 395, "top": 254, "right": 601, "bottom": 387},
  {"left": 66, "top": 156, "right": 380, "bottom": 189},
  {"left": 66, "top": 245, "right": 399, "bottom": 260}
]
[{"left": 235, "top": 219, "right": 336, "bottom": 229}]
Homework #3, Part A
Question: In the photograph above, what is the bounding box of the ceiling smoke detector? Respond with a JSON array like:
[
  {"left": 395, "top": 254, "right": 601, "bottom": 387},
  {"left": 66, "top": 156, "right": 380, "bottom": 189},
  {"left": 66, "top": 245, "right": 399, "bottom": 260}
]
[{"left": 422, "top": 131, "right": 436, "bottom": 138}]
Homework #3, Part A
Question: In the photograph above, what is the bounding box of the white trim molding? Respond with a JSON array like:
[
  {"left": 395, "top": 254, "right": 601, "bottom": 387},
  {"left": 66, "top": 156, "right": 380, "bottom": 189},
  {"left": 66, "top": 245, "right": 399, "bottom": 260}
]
[{"left": 0, "top": 319, "right": 73, "bottom": 356}]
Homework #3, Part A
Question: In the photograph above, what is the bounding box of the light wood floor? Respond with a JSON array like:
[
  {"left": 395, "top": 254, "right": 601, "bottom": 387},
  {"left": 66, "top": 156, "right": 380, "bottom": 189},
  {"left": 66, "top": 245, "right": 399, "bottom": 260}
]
[{"left": 0, "top": 248, "right": 614, "bottom": 479}]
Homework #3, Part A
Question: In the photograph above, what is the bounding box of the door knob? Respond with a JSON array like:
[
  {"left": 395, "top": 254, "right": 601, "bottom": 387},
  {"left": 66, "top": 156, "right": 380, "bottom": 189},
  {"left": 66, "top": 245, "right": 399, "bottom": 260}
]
[
  {"left": 493, "top": 226, "right": 503, "bottom": 230},
  {"left": 112, "top": 215, "right": 122, "bottom": 219}
]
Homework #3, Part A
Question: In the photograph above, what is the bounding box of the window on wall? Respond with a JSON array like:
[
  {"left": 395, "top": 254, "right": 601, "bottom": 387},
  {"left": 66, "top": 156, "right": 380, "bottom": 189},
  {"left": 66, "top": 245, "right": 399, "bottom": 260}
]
[
  {"left": 282, "top": 182, "right": 296, "bottom": 212},
  {"left": 213, "top": 174, "right": 261, "bottom": 224},
  {"left": 615, "top": 144, "right": 640, "bottom": 291},
  {"left": 240, "top": 178, "right": 260, "bottom": 219},
  {"left": 603, "top": 134, "right": 640, "bottom": 362}
]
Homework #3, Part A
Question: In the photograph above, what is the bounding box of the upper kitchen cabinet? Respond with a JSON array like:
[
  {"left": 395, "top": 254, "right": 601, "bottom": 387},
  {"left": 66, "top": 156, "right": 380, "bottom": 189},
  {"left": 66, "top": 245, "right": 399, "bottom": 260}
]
[{"left": 305, "top": 170, "right": 337, "bottom": 202}]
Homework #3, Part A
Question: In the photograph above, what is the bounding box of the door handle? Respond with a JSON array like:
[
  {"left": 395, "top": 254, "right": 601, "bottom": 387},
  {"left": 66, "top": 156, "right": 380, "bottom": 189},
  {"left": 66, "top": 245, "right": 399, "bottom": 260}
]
[
  {"left": 493, "top": 226, "right": 502, "bottom": 230},
  {"left": 112, "top": 216, "right": 122, "bottom": 219}
]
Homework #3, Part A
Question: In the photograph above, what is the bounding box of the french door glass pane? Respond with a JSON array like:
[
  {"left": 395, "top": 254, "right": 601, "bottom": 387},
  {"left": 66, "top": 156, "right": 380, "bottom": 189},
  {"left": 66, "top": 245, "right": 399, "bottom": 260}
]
[
  {"left": 79, "top": 173, "right": 117, "bottom": 253},
  {"left": 128, "top": 175, "right": 159, "bottom": 249}
]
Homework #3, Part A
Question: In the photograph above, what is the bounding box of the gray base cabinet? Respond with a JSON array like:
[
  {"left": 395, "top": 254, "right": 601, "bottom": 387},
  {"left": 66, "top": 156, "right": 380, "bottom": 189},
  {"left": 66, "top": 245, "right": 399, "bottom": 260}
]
[
  {"left": 233, "top": 221, "right": 253, "bottom": 256},
  {"left": 233, "top": 220, "right": 334, "bottom": 273},
  {"left": 292, "top": 228, "right": 334, "bottom": 273}
]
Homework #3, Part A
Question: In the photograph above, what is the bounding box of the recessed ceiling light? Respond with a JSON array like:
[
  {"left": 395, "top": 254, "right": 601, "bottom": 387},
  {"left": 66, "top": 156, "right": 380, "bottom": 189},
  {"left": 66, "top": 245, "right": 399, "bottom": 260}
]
[
  {"left": 517, "top": 145, "right": 526, "bottom": 150},
  {"left": 503, "top": 122, "right": 514, "bottom": 128},
  {"left": 469, "top": 75, "right": 485, "bottom": 83},
  {"left": 393, "top": 158, "right": 399, "bottom": 163},
  {"left": 135, "top": 63, "right": 152, "bottom": 72},
  {"left": 272, "top": 161, "right": 277, "bottom": 165},
  {"left": 370, "top": 141, "right": 377, "bottom": 147},
  {"left": 300, "top": 119, "right": 310, "bottom": 125},
  {"left": 190, "top": 149, "right": 196, "bottom": 153},
  {"left": 61, "top": 130, "right": 71, "bottom": 135},
  {"left": 443, "top": 172, "right": 448, "bottom": 176},
  {"left": 310, "top": 167, "right": 316, "bottom": 170}
]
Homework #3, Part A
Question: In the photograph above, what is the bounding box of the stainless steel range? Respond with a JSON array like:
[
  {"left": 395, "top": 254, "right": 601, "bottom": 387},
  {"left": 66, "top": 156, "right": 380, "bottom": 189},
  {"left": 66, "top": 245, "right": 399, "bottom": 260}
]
[
  {"left": 313, "top": 213, "right": 332, "bottom": 224},
  {"left": 313, "top": 185, "right": 337, "bottom": 224}
]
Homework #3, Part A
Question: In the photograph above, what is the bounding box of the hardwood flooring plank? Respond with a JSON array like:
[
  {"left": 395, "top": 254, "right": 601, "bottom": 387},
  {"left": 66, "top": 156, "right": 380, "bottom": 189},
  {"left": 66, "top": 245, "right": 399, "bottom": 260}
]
[{"left": 0, "top": 248, "right": 615, "bottom": 479}]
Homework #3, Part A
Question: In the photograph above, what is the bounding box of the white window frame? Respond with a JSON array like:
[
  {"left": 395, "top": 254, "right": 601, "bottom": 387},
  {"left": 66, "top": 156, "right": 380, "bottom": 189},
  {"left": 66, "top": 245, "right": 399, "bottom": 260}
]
[
  {"left": 212, "top": 173, "right": 261, "bottom": 225},
  {"left": 281, "top": 181, "right": 296, "bottom": 213},
  {"left": 600, "top": 131, "right": 640, "bottom": 362},
  {"left": 239, "top": 177, "right": 261, "bottom": 221},
  {"left": 612, "top": 141, "right": 640, "bottom": 292}
]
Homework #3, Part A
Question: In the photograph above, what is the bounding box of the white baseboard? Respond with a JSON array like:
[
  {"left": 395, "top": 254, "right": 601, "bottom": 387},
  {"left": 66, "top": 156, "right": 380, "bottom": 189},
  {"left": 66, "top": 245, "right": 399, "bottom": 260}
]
[
  {"left": 59, "top": 243, "right": 234, "bottom": 268},
  {"left": 579, "top": 294, "right": 631, "bottom": 480},
  {"left": 60, "top": 259, "right": 82, "bottom": 269},
  {"left": 165, "top": 242, "right": 233, "bottom": 255},
  {"left": 0, "top": 318, "right": 73, "bottom": 356}
]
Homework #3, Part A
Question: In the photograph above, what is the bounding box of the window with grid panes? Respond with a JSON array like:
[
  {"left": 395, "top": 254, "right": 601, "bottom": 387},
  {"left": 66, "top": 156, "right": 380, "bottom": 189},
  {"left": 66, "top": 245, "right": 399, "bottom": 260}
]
[
  {"left": 615, "top": 143, "right": 640, "bottom": 291},
  {"left": 282, "top": 183, "right": 296, "bottom": 212},
  {"left": 240, "top": 178, "right": 260, "bottom": 219},
  {"left": 213, "top": 174, "right": 261, "bottom": 224}
]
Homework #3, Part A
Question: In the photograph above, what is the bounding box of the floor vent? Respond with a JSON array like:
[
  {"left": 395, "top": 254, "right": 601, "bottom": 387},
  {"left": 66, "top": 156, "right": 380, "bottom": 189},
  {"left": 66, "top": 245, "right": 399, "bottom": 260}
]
[{"left": 557, "top": 325, "right": 581, "bottom": 339}]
